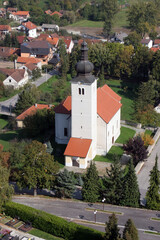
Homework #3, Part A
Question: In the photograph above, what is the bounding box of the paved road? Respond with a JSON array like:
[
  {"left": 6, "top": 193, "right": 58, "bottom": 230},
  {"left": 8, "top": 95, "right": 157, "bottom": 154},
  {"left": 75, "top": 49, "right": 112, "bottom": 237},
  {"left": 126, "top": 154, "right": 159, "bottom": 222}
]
[
  {"left": 0, "top": 70, "right": 57, "bottom": 115},
  {"left": 137, "top": 137, "right": 160, "bottom": 205},
  {"left": 13, "top": 196, "right": 160, "bottom": 240}
]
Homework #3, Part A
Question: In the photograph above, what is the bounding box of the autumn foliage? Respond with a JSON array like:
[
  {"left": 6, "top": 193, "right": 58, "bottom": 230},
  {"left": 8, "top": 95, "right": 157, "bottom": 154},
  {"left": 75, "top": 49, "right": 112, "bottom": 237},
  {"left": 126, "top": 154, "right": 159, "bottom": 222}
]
[
  {"left": 0, "top": 144, "right": 10, "bottom": 168},
  {"left": 141, "top": 133, "right": 154, "bottom": 147}
]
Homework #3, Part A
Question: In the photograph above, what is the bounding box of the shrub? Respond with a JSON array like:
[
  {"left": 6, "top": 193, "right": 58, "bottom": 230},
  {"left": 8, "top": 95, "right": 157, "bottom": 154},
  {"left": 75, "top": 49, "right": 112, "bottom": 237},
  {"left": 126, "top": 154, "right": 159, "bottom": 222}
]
[
  {"left": 4, "top": 201, "right": 103, "bottom": 240},
  {"left": 141, "top": 133, "right": 154, "bottom": 147}
]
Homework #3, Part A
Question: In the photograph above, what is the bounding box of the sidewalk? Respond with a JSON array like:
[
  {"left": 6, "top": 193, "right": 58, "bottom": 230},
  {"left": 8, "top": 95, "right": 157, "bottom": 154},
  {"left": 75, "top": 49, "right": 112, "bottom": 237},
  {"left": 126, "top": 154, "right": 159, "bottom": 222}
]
[{"left": 0, "top": 223, "right": 44, "bottom": 240}]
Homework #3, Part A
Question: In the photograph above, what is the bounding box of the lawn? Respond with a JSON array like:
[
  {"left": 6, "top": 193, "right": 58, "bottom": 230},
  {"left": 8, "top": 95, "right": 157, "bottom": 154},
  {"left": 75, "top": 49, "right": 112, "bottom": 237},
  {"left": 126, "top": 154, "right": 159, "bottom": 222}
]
[
  {"left": 116, "top": 126, "right": 136, "bottom": 144},
  {"left": 68, "top": 20, "right": 104, "bottom": 28},
  {"left": 29, "top": 229, "right": 63, "bottom": 240},
  {"left": 113, "top": 9, "right": 129, "bottom": 28},
  {"left": 0, "top": 130, "right": 20, "bottom": 150},
  {"left": 0, "top": 117, "right": 8, "bottom": 129},
  {"left": 94, "top": 146, "right": 123, "bottom": 163},
  {"left": 38, "top": 75, "right": 59, "bottom": 93},
  {"left": 144, "top": 129, "right": 153, "bottom": 136}
]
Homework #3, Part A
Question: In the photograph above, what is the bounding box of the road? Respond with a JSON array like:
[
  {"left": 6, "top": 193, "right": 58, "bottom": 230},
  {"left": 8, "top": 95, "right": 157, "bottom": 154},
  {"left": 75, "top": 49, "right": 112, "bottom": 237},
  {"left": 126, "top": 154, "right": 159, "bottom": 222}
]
[
  {"left": 13, "top": 196, "right": 160, "bottom": 240},
  {"left": 138, "top": 136, "right": 160, "bottom": 205},
  {"left": 0, "top": 70, "right": 57, "bottom": 115}
]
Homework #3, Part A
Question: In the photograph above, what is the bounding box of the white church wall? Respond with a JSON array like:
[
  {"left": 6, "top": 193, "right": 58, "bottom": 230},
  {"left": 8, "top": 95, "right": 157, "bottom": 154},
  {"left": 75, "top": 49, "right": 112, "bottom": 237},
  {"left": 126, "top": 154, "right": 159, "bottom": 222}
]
[
  {"left": 55, "top": 113, "right": 71, "bottom": 144},
  {"left": 97, "top": 115, "right": 107, "bottom": 155},
  {"left": 106, "top": 109, "right": 121, "bottom": 152}
]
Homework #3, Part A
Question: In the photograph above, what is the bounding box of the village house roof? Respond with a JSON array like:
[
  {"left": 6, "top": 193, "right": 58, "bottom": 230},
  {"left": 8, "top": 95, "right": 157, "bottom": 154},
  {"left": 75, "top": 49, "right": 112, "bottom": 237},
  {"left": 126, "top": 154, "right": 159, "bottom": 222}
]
[
  {"left": 7, "top": 7, "right": 17, "bottom": 12},
  {"left": 64, "top": 138, "right": 92, "bottom": 158},
  {"left": 46, "top": 37, "right": 59, "bottom": 46},
  {"left": 0, "top": 47, "right": 20, "bottom": 58},
  {"left": 17, "top": 56, "right": 41, "bottom": 64},
  {"left": 25, "top": 62, "right": 37, "bottom": 71},
  {"left": 16, "top": 104, "right": 53, "bottom": 120},
  {"left": 0, "top": 25, "right": 11, "bottom": 31},
  {"left": 0, "top": 68, "right": 25, "bottom": 82},
  {"left": 41, "top": 24, "right": 59, "bottom": 29},
  {"left": 54, "top": 84, "right": 122, "bottom": 124},
  {"left": 14, "top": 11, "right": 29, "bottom": 16},
  {"left": 154, "top": 39, "right": 160, "bottom": 45},
  {"left": 141, "top": 38, "right": 151, "bottom": 44},
  {"left": 50, "top": 11, "right": 63, "bottom": 17},
  {"left": 17, "top": 35, "right": 25, "bottom": 44},
  {"left": 21, "top": 40, "right": 51, "bottom": 55},
  {"left": 22, "top": 21, "right": 37, "bottom": 30},
  {"left": 45, "top": 9, "right": 52, "bottom": 15},
  {"left": 151, "top": 47, "right": 160, "bottom": 53}
]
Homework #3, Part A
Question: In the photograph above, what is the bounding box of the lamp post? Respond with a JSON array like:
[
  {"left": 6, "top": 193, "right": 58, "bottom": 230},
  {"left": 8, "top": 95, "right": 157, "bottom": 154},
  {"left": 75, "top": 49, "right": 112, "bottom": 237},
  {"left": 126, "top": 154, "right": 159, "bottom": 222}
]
[
  {"left": 94, "top": 210, "right": 97, "bottom": 222},
  {"left": 102, "top": 198, "right": 106, "bottom": 211}
]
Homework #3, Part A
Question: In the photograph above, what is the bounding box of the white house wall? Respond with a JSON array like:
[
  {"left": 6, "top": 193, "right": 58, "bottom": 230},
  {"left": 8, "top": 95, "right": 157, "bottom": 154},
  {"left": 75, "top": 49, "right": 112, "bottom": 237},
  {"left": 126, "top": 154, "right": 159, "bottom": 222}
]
[
  {"left": 3, "top": 76, "right": 18, "bottom": 88},
  {"left": 55, "top": 113, "right": 71, "bottom": 144},
  {"left": 28, "top": 28, "right": 37, "bottom": 38}
]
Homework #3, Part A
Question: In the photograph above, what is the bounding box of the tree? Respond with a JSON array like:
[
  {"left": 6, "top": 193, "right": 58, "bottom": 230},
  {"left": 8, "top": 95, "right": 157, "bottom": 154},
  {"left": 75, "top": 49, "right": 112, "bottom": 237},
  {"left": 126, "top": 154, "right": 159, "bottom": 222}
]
[
  {"left": 0, "top": 144, "right": 10, "bottom": 168},
  {"left": 124, "top": 32, "right": 141, "bottom": 49},
  {"left": 123, "top": 136, "right": 148, "bottom": 166},
  {"left": 69, "top": 44, "right": 81, "bottom": 78},
  {"left": 82, "top": 162, "right": 100, "bottom": 202},
  {"left": 59, "top": 40, "right": 69, "bottom": 79},
  {"left": 32, "top": 68, "right": 41, "bottom": 81},
  {"left": 15, "top": 140, "right": 59, "bottom": 196},
  {"left": 103, "top": 156, "right": 124, "bottom": 205},
  {"left": 103, "top": 0, "right": 118, "bottom": 38},
  {"left": 121, "top": 160, "right": 140, "bottom": 207},
  {"left": 146, "top": 156, "right": 160, "bottom": 210},
  {"left": 14, "top": 84, "right": 40, "bottom": 115},
  {"left": 0, "top": 161, "right": 13, "bottom": 211},
  {"left": 104, "top": 213, "right": 121, "bottom": 240},
  {"left": 123, "top": 219, "right": 139, "bottom": 240},
  {"left": 55, "top": 169, "right": 76, "bottom": 198}
]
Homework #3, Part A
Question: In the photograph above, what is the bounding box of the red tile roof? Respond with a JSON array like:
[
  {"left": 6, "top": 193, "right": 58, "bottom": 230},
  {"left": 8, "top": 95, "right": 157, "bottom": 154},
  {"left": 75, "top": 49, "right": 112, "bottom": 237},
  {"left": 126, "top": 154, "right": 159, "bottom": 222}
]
[
  {"left": 17, "top": 35, "right": 25, "bottom": 44},
  {"left": 54, "top": 96, "right": 71, "bottom": 114},
  {"left": 45, "top": 9, "right": 52, "bottom": 15},
  {"left": 16, "top": 104, "right": 53, "bottom": 120},
  {"left": 0, "top": 47, "right": 20, "bottom": 57},
  {"left": 17, "top": 57, "right": 41, "bottom": 64},
  {"left": 154, "top": 39, "right": 160, "bottom": 45},
  {"left": 14, "top": 11, "right": 29, "bottom": 16},
  {"left": 64, "top": 138, "right": 92, "bottom": 158},
  {"left": 55, "top": 85, "right": 122, "bottom": 123},
  {"left": 46, "top": 37, "right": 59, "bottom": 46},
  {"left": 151, "top": 47, "right": 160, "bottom": 52},
  {"left": 22, "top": 21, "right": 37, "bottom": 30},
  {"left": 0, "top": 68, "right": 25, "bottom": 82},
  {"left": 0, "top": 25, "right": 11, "bottom": 31},
  {"left": 25, "top": 62, "right": 37, "bottom": 71},
  {"left": 50, "top": 11, "right": 63, "bottom": 17}
]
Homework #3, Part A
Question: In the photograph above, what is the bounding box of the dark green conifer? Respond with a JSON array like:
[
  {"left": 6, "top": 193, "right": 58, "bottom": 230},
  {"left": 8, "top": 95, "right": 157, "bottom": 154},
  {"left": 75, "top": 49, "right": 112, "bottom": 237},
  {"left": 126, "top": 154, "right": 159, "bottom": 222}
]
[
  {"left": 82, "top": 162, "right": 100, "bottom": 202},
  {"left": 146, "top": 156, "right": 160, "bottom": 210},
  {"left": 121, "top": 159, "right": 140, "bottom": 207},
  {"left": 123, "top": 219, "right": 139, "bottom": 240},
  {"left": 104, "top": 213, "right": 121, "bottom": 240}
]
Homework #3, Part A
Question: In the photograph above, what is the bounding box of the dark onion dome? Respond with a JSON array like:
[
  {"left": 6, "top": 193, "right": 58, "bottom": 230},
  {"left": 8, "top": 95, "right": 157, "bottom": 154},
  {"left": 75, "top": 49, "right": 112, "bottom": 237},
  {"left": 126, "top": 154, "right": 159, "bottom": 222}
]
[{"left": 76, "top": 41, "right": 94, "bottom": 76}]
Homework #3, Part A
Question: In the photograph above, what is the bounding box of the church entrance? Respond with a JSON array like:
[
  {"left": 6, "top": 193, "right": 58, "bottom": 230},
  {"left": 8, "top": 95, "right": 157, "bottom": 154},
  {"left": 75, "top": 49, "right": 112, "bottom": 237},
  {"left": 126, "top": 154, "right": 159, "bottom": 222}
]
[{"left": 72, "top": 157, "right": 79, "bottom": 167}]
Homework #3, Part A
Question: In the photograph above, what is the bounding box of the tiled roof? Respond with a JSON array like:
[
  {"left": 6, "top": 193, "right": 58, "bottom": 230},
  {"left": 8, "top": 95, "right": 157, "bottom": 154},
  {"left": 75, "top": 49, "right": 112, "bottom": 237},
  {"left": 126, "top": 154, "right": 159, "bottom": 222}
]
[
  {"left": 14, "top": 11, "right": 29, "bottom": 16},
  {"left": 50, "top": 11, "right": 62, "bottom": 17},
  {"left": 141, "top": 38, "right": 151, "bottom": 44},
  {"left": 37, "top": 33, "right": 49, "bottom": 40},
  {"left": 0, "top": 25, "right": 11, "bottom": 31},
  {"left": 54, "top": 84, "right": 122, "bottom": 124},
  {"left": 45, "top": 9, "right": 52, "bottom": 15},
  {"left": 151, "top": 47, "right": 160, "bottom": 52},
  {"left": 50, "top": 33, "right": 59, "bottom": 38},
  {"left": 22, "top": 21, "right": 37, "bottom": 30},
  {"left": 54, "top": 96, "right": 71, "bottom": 114},
  {"left": 16, "top": 104, "right": 53, "bottom": 120},
  {"left": 0, "top": 47, "right": 19, "bottom": 57},
  {"left": 17, "top": 57, "right": 41, "bottom": 64},
  {"left": 154, "top": 39, "right": 160, "bottom": 45},
  {"left": 25, "top": 62, "right": 37, "bottom": 71},
  {"left": 0, "top": 68, "right": 25, "bottom": 82},
  {"left": 97, "top": 86, "right": 122, "bottom": 123},
  {"left": 64, "top": 138, "right": 92, "bottom": 158},
  {"left": 63, "top": 39, "right": 72, "bottom": 49},
  {"left": 17, "top": 35, "right": 25, "bottom": 44},
  {"left": 46, "top": 37, "right": 59, "bottom": 46}
]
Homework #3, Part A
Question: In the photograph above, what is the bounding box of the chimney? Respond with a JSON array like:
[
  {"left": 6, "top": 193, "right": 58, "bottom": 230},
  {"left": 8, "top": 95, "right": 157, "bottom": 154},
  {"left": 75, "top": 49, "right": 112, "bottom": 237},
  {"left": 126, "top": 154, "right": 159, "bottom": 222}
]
[
  {"left": 35, "top": 103, "right": 37, "bottom": 107},
  {"left": 14, "top": 59, "right": 17, "bottom": 69}
]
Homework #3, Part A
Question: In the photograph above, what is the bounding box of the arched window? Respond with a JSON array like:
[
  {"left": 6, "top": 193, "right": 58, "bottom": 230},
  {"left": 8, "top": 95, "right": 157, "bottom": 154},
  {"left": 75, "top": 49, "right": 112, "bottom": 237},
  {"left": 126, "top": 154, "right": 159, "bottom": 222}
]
[
  {"left": 79, "top": 88, "right": 81, "bottom": 95},
  {"left": 82, "top": 88, "right": 84, "bottom": 95}
]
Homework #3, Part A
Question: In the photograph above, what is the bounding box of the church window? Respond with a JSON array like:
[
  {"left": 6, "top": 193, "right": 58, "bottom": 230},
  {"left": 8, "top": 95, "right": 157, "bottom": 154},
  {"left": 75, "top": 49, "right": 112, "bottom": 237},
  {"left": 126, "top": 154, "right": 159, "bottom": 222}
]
[
  {"left": 79, "top": 88, "right": 81, "bottom": 95},
  {"left": 64, "top": 128, "right": 68, "bottom": 137},
  {"left": 81, "top": 126, "right": 83, "bottom": 129},
  {"left": 82, "top": 88, "right": 84, "bottom": 95}
]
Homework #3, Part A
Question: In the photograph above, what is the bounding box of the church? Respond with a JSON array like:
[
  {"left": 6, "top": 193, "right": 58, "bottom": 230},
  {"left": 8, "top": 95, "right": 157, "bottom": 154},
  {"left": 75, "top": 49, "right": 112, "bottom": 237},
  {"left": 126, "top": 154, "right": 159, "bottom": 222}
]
[{"left": 54, "top": 41, "right": 122, "bottom": 169}]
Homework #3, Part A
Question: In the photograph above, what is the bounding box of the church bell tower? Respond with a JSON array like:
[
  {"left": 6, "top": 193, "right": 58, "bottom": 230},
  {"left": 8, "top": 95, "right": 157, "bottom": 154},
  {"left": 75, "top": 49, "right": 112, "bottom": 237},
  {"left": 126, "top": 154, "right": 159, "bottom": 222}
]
[{"left": 71, "top": 41, "right": 97, "bottom": 158}]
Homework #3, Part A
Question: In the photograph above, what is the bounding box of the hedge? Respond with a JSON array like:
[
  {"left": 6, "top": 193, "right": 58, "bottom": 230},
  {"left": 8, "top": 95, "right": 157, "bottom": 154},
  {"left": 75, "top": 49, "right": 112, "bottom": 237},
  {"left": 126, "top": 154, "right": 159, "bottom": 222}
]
[{"left": 4, "top": 202, "right": 104, "bottom": 240}]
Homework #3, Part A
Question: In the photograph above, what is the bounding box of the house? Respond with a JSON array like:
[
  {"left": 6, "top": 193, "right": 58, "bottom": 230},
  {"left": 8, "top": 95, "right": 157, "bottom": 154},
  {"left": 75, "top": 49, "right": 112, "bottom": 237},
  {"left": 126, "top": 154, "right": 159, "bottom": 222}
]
[
  {"left": 17, "top": 35, "right": 25, "bottom": 44},
  {"left": 141, "top": 38, "right": 153, "bottom": 48},
  {"left": 63, "top": 38, "right": 74, "bottom": 53},
  {"left": 54, "top": 42, "right": 122, "bottom": 169},
  {"left": 20, "top": 40, "right": 53, "bottom": 64},
  {"left": 41, "top": 24, "right": 59, "bottom": 32},
  {"left": 153, "top": 39, "right": 160, "bottom": 47},
  {"left": 16, "top": 103, "right": 53, "bottom": 128},
  {"left": 0, "top": 8, "right": 6, "bottom": 17},
  {"left": 7, "top": 7, "right": 17, "bottom": 13},
  {"left": 0, "top": 68, "right": 28, "bottom": 89},
  {"left": 45, "top": 9, "right": 52, "bottom": 15},
  {"left": 19, "top": 62, "right": 38, "bottom": 78},
  {"left": 0, "top": 25, "right": 11, "bottom": 34},
  {"left": 17, "top": 56, "right": 42, "bottom": 68},
  {"left": 9, "top": 11, "right": 30, "bottom": 22},
  {"left": 21, "top": 21, "right": 37, "bottom": 38},
  {"left": 111, "top": 32, "right": 128, "bottom": 44},
  {"left": 50, "top": 11, "right": 63, "bottom": 18},
  {"left": 0, "top": 47, "right": 20, "bottom": 60}
]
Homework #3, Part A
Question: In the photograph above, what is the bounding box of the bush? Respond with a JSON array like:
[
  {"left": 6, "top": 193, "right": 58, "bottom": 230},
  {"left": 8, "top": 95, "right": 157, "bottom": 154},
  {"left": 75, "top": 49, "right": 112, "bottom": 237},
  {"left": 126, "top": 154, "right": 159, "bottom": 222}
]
[
  {"left": 4, "top": 201, "right": 103, "bottom": 240},
  {"left": 141, "top": 133, "right": 154, "bottom": 147}
]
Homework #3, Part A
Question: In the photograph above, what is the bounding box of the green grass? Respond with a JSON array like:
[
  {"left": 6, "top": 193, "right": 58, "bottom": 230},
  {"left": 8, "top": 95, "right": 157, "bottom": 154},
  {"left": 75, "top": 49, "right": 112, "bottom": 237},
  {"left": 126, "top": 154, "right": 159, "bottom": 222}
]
[
  {"left": 68, "top": 20, "right": 104, "bottom": 28},
  {"left": 151, "top": 217, "right": 160, "bottom": 221},
  {"left": 0, "top": 130, "right": 20, "bottom": 150},
  {"left": 144, "top": 231, "right": 160, "bottom": 236},
  {"left": 94, "top": 146, "right": 123, "bottom": 163},
  {"left": 38, "top": 75, "right": 59, "bottom": 93},
  {"left": 85, "top": 208, "right": 122, "bottom": 215},
  {"left": 0, "top": 117, "right": 8, "bottom": 129},
  {"left": 113, "top": 9, "right": 129, "bottom": 28},
  {"left": 116, "top": 126, "right": 136, "bottom": 144},
  {"left": 29, "top": 228, "right": 64, "bottom": 240},
  {"left": 144, "top": 129, "right": 153, "bottom": 136}
]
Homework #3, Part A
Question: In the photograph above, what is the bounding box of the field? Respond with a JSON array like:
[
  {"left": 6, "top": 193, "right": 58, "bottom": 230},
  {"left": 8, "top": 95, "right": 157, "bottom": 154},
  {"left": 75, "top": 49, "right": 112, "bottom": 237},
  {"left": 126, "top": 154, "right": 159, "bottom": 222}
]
[
  {"left": 0, "top": 130, "right": 20, "bottom": 150},
  {"left": 0, "top": 117, "right": 8, "bottom": 129},
  {"left": 116, "top": 126, "right": 136, "bottom": 144},
  {"left": 94, "top": 146, "right": 124, "bottom": 163}
]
